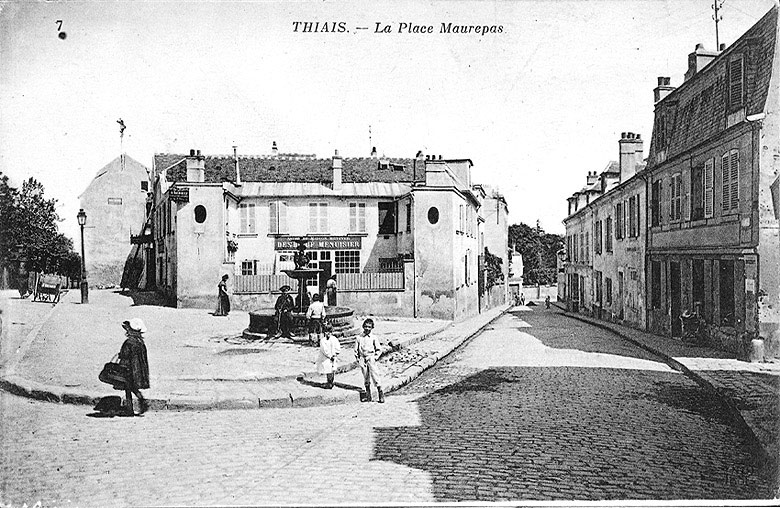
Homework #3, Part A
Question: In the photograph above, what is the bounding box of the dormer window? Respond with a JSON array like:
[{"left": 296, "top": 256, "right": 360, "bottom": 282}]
[
  {"left": 378, "top": 160, "right": 389, "bottom": 170},
  {"left": 728, "top": 55, "right": 744, "bottom": 111}
]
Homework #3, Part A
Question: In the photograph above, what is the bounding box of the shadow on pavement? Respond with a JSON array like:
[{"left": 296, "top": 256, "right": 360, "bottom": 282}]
[
  {"left": 376, "top": 366, "right": 774, "bottom": 501},
  {"left": 116, "top": 289, "right": 172, "bottom": 307}
]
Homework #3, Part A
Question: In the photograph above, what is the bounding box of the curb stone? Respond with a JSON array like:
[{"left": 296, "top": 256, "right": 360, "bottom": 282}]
[{"left": 559, "top": 308, "right": 776, "bottom": 482}]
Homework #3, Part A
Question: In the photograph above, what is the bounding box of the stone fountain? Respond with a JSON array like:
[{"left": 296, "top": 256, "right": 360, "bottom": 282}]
[{"left": 243, "top": 239, "right": 357, "bottom": 343}]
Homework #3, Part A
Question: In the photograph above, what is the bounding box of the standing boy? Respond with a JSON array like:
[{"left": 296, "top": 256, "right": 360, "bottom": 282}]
[{"left": 353, "top": 318, "right": 384, "bottom": 403}]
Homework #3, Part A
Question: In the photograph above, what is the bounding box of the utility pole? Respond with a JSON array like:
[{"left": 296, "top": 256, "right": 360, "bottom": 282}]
[
  {"left": 536, "top": 219, "right": 542, "bottom": 299},
  {"left": 712, "top": 0, "right": 724, "bottom": 50}
]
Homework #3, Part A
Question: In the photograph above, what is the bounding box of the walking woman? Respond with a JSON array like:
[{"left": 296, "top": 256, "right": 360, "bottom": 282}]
[
  {"left": 215, "top": 274, "right": 231, "bottom": 316},
  {"left": 119, "top": 318, "right": 150, "bottom": 415}
]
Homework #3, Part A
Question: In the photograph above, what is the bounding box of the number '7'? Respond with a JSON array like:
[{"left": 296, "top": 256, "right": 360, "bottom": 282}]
[{"left": 56, "top": 20, "right": 62, "bottom": 31}]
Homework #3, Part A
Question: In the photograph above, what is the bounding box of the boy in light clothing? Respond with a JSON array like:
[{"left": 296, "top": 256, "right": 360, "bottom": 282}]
[
  {"left": 316, "top": 321, "right": 341, "bottom": 388},
  {"left": 353, "top": 318, "right": 384, "bottom": 403}
]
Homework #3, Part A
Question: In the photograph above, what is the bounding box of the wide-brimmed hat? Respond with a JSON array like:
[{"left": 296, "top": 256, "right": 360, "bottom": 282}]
[
  {"left": 122, "top": 318, "right": 147, "bottom": 334},
  {"left": 279, "top": 285, "right": 292, "bottom": 292}
]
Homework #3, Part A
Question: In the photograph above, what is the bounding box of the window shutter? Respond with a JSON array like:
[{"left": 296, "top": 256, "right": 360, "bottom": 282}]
[
  {"left": 722, "top": 153, "right": 731, "bottom": 212},
  {"left": 269, "top": 202, "right": 277, "bottom": 233},
  {"left": 279, "top": 202, "right": 287, "bottom": 233},
  {"left": 309, "top": 203, "right": 317, "bottom": 232},
  {"left": 349, "top": 203, "right": 356, "bottom": 232},
  {"left": 359, "top": 203, "right": 366, "bottom": 232},
  {"left": 729, "top": 57, "right": 744, "bottom": 109},
  {"left": 730, "top": 150, "right": 739, "bottom": 210},
  {"left": 704, "top": 159, "right": 714, "bottom": 218},
  {"left": 683, "top": 170, "right": 690, "bottom": 222},
  {"left": 320, "top": 203, "right": 328, "bottom": 232},
  {"left": 636, "top": 194, "right": 641, "bottom": 236}
]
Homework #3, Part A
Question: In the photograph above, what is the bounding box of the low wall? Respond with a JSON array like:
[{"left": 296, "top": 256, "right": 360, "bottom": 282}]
[{"left": 231, "top": 288, "right": 415, "bottom": 317}]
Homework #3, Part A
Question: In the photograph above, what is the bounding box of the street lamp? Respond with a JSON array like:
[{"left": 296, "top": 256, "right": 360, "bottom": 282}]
[{"left": 77, "top": 208, "right": 88, "bottom": 304}]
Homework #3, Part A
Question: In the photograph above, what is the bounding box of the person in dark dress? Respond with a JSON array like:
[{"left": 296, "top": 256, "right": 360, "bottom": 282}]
[
  {"left": 215, "top": 274, "right": 231, "bottom": 316},
  {"left": 118, "top": 318, "right": 150, "bottom": 415},
  {"left": 274, "top": 285, "right": 295, "bottom": 339}
]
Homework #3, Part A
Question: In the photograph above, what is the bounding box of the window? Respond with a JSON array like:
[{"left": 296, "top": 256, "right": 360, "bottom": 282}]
[
  {"left": 628, "top": 196, "right": 639, "bottom": 237},
  {"left": 595, "top": 271, "right": 603, "bottom": 305},
  {"left": 651, "top": 180, "right": 661, "bottom": 227},
  {"left": 605, "top": 217, "right": 613, "bottom": 253},
  {"left": 107, "top": 197, "right": 123, "bottom": 205},
  {"left": 458, "top": 205, "right": 464, "bottom": 232},
  {"left": 651, "top": 261, "right": 662, "bottom": 309},
  {"left": 728, "top": 56, "right": 744, "bottom": 110},
  {"left": 605, "top": 277, "right": 612, "bottom": 306},
  {"left": 615, "top": 203, "right": 624, "bottom": 239},
  {"left": 464, "top": 249, "right": 471, "bottom": 285},
  {"left": 335, "top": 250, "right": 360, "bottom": 273},
  {"left": 691, "top": 163, "right": 705, "bottom": 221},
  {"left": 670, "top": 174, "right": 682, "bottom": 221},
  {"left": 349, "top": 202, "right": 366, "bottom": 233},
  {"left": 722, "top": 150, "right": 739, "bottom": 212},
  {"left": 309, "top": 202, "right": 328, "bottom": 233},
  {"left": 594, "top": 220, "right": 602, "bottom": 255},
  {"left": 194, "top": 205, "right": 207, "bottom": 224},
  {"left": 378, "top": 202, "right": 396, "bottom": 234},
  {"left": 406, "top": 202, "right": 412, "bottom": 232},
  {"left": 584, "top": 232, "right": 589, "bottom": 264},
  {"left": 141, "top": 181, "right": 149, "bottom": 191},
  {"left": 428, "top": 207, "right": 439, "bottom": 224},
  {"left": 241, "top": 260, "right": 257, "bottom": 275},
  {"left": 239, "top": 203, "right": 255, "bottom": 233},
  {"left": 719, "top": 259, "right": 735, "bottom": 326},
  {"left": 269, "top": 201, "right": 288, "bottom": 234},
  {"left": 704, "top": 158, "right": 714, "bottom": 218}
]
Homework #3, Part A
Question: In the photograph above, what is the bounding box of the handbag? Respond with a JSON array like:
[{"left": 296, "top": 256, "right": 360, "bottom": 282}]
[{"left": 99, "top": 354, "right": 129, "bottom": 388}]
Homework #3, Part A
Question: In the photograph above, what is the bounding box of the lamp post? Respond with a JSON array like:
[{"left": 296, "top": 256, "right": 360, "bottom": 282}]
[{"left": 77, "top": 208, "right": 88, "bottom": 304}]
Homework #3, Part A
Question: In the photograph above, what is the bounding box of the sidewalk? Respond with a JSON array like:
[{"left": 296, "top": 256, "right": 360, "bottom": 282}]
[
  {"left": 0, "top": 288, "right": 509, "bottom": 411},
  {"left": 556, "top": 303, "right": 780, "bottom": 481}
]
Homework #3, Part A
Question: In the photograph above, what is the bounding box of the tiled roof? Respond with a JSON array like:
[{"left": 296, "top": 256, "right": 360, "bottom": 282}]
[
  {"left": 154, "top": 154, "right": 424, "bottom": 184},
  {"left": 648, "top": 6, "right": 777, "bottom": 165}
]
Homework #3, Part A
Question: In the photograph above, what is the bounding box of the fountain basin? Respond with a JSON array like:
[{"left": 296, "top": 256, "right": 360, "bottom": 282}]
[{"left": 243, "top": 306, "right": 358, "bottom": 344}]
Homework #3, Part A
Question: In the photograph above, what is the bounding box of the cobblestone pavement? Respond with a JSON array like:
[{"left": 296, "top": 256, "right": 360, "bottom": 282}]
[{"left": 0, "top": 306, "right": 775, "bottom": 506}]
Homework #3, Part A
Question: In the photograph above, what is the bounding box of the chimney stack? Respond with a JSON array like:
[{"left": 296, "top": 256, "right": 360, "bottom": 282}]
[
  {"left": 271, "top": 141, "right": 278, "bottom": 157},
  {"left": 619, "top": 132, "right": 644, "bottom": 183},
  {"left": 371, "top": 146, "right": 377, "bottom": 158},
  {"left": 186, "top": 148, "right": 205, "bottom": 183},
  {"left": 654, "top": 76, "right": 675, "bottom": 103},
  {"left": 684, "top": 43, "right": 719, "bottom": 82},
  {"left": 233, "top": 145, "right": 241, "bottom": 185},
  {"left": 332, "top": 149, "right": 342, "bottom": 192},
  {"left": 586, "top": 171, "right": 599, "bottom": 186}
]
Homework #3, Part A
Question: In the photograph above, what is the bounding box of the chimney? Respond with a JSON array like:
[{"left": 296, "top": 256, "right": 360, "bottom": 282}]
[
  {"left": 233, "top": 145, "right": 241, "bottom": 185},
  {"left": 684, "top": 43, "right": 719, "bottom": 82},
  {"left": 186, "top": 148, "right": 205, "bottom": 183},
  {"left": 332, "top": 149, "right": 342, "bottom": 192},
  {"left": 619, "top": 132, "right": 644, "bottom": 183},
  {"left": 654, "top": 76, "right": 675, "bottom": 103},
  {"left": 271, "top": 141, "right": 278, "bottom": 157},
  {"left": 371, "top": 146, "right": 377, "bottom": 158},
  {"left": 586, "top": 171, "right": 599, "bottom": 186}
]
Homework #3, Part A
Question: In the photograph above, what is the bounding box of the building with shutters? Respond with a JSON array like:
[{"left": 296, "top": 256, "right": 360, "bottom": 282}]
[
  {"left": 149, "top": 144, "right": 509, "bottom": 320},
  {"left": 643, "top": 6, "right": 780, "bottom": 359}
]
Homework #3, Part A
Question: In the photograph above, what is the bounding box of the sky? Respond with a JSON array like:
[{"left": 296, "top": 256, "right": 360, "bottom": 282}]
[{"left": 0, "top": 0, "right": 775, "bottom": 243}]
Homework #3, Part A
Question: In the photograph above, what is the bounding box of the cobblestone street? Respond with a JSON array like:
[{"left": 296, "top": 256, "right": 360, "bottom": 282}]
[{"left": 0, "top": 306, "right": 775, "bottom": 506}]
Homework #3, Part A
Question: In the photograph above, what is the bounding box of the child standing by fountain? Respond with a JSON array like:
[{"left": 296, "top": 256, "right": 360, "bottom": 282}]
[{"left": 316, "top": 321, "right": 341, "bottom": 389}]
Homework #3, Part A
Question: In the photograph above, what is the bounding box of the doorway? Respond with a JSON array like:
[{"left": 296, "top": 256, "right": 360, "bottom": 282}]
[
  {"left": 670, "top": 261, "right": 681, "bottom": 336},
  {"left": 319, "top": 261, "right": 332, "bottom": 300}
]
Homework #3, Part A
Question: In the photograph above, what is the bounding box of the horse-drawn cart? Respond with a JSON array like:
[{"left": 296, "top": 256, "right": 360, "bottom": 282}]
[{"left": 33, "top": 273, "right": 62, "bottom": 303}]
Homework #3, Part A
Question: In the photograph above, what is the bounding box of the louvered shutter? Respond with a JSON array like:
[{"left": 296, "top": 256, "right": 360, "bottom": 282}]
[
  {"left": 269, "top": 202, "right": 277, "bottom": 233},
  {"left": 729, "top": 57, "right": 744, "bottom": 109},
  {"left": 704, "top": 159, "right": 714, "bottom": 218},
  {"left": 683, "top": 170, "right": 690, "bottom": 221},
  {"left": 730, "top": 150, "right": 739, "bottom": 210},
  {"left": 279, "top": 202, "right": 288, "bottom": 233},
  {"left": 722, "top": 153, "right": 731, "bottom": 212}
]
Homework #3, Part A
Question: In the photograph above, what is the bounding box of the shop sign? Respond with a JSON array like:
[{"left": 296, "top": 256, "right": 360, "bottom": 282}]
[
  {"left": 169, "top": 187, "right": 190, "bottom": 202},
  {"left": 275, "top": 236, "right": 362, "bottom": 250}
]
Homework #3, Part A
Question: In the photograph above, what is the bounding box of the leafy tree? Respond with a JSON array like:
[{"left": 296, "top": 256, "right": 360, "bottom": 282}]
[
  {"left": 509, "top": 221, "right": 563, "bottom": 286},
  {"left": 480, "top": 247, "right": 504, "bottom": 296},
  {"left": 0, "top": 172, "right": 79, "bottom": 287}
]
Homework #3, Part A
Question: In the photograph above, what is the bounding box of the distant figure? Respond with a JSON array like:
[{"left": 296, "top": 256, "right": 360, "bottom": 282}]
[
  {"left": 325, "top": 275, "right": 337, "bottom": 307},
  {"left": 354, "top": 318, "right": 384, "bottom": 403},
  {"left": 118, "top": 318, "right": 150, "bottom": 416},
  {"left": 274, "top": 285, "right": 294, "bottom": 339},
  {"left": 520, "top": 294, "right": 525, "bottom": 306},
  {"left": 306, "top": 293, "right": 325, "bottom": 345},
  {"left": 316, "top": 321, "right": 342, "bottom": 389},
  {"left": 545, "top": 295, "right": 551, "bottom": 309},
  {"left": 215, "top": 274, "right": 230, "bottom": 316}
]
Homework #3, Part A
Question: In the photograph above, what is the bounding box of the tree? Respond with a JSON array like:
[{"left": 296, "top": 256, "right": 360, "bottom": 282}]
[
  {"left": 480, "top": 247, "right": 504, "bottom": 296},
  {"left": 0, "top": 172, "right": 79, "bottom": 288},
  {"left": 508, "top": 221, "right": 563, "bottom": 286}
]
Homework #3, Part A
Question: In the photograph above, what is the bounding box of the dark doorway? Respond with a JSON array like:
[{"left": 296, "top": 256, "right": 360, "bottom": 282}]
[
  {"left": 319, "top": 261, "right": 332, "bottom": 300},
  {"left": 670, "top": 261, "right": 681, "bottom": 337}
]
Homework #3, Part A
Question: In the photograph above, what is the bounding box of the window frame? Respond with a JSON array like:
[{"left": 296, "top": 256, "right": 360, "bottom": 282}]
[
  {"left": 239, "top": 202, "right": 256, "bottom": 234},
  {"left": 308, "top": 202, "right": 329, "bottom": 233},
  {"left": 349, "top": 202, "right": 367, "bottom": 234}
]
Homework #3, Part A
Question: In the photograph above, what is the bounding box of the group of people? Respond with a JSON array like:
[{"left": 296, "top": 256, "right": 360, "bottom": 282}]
[{"left": 103, "top": 272, "right": 389, "bottom": 416}]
